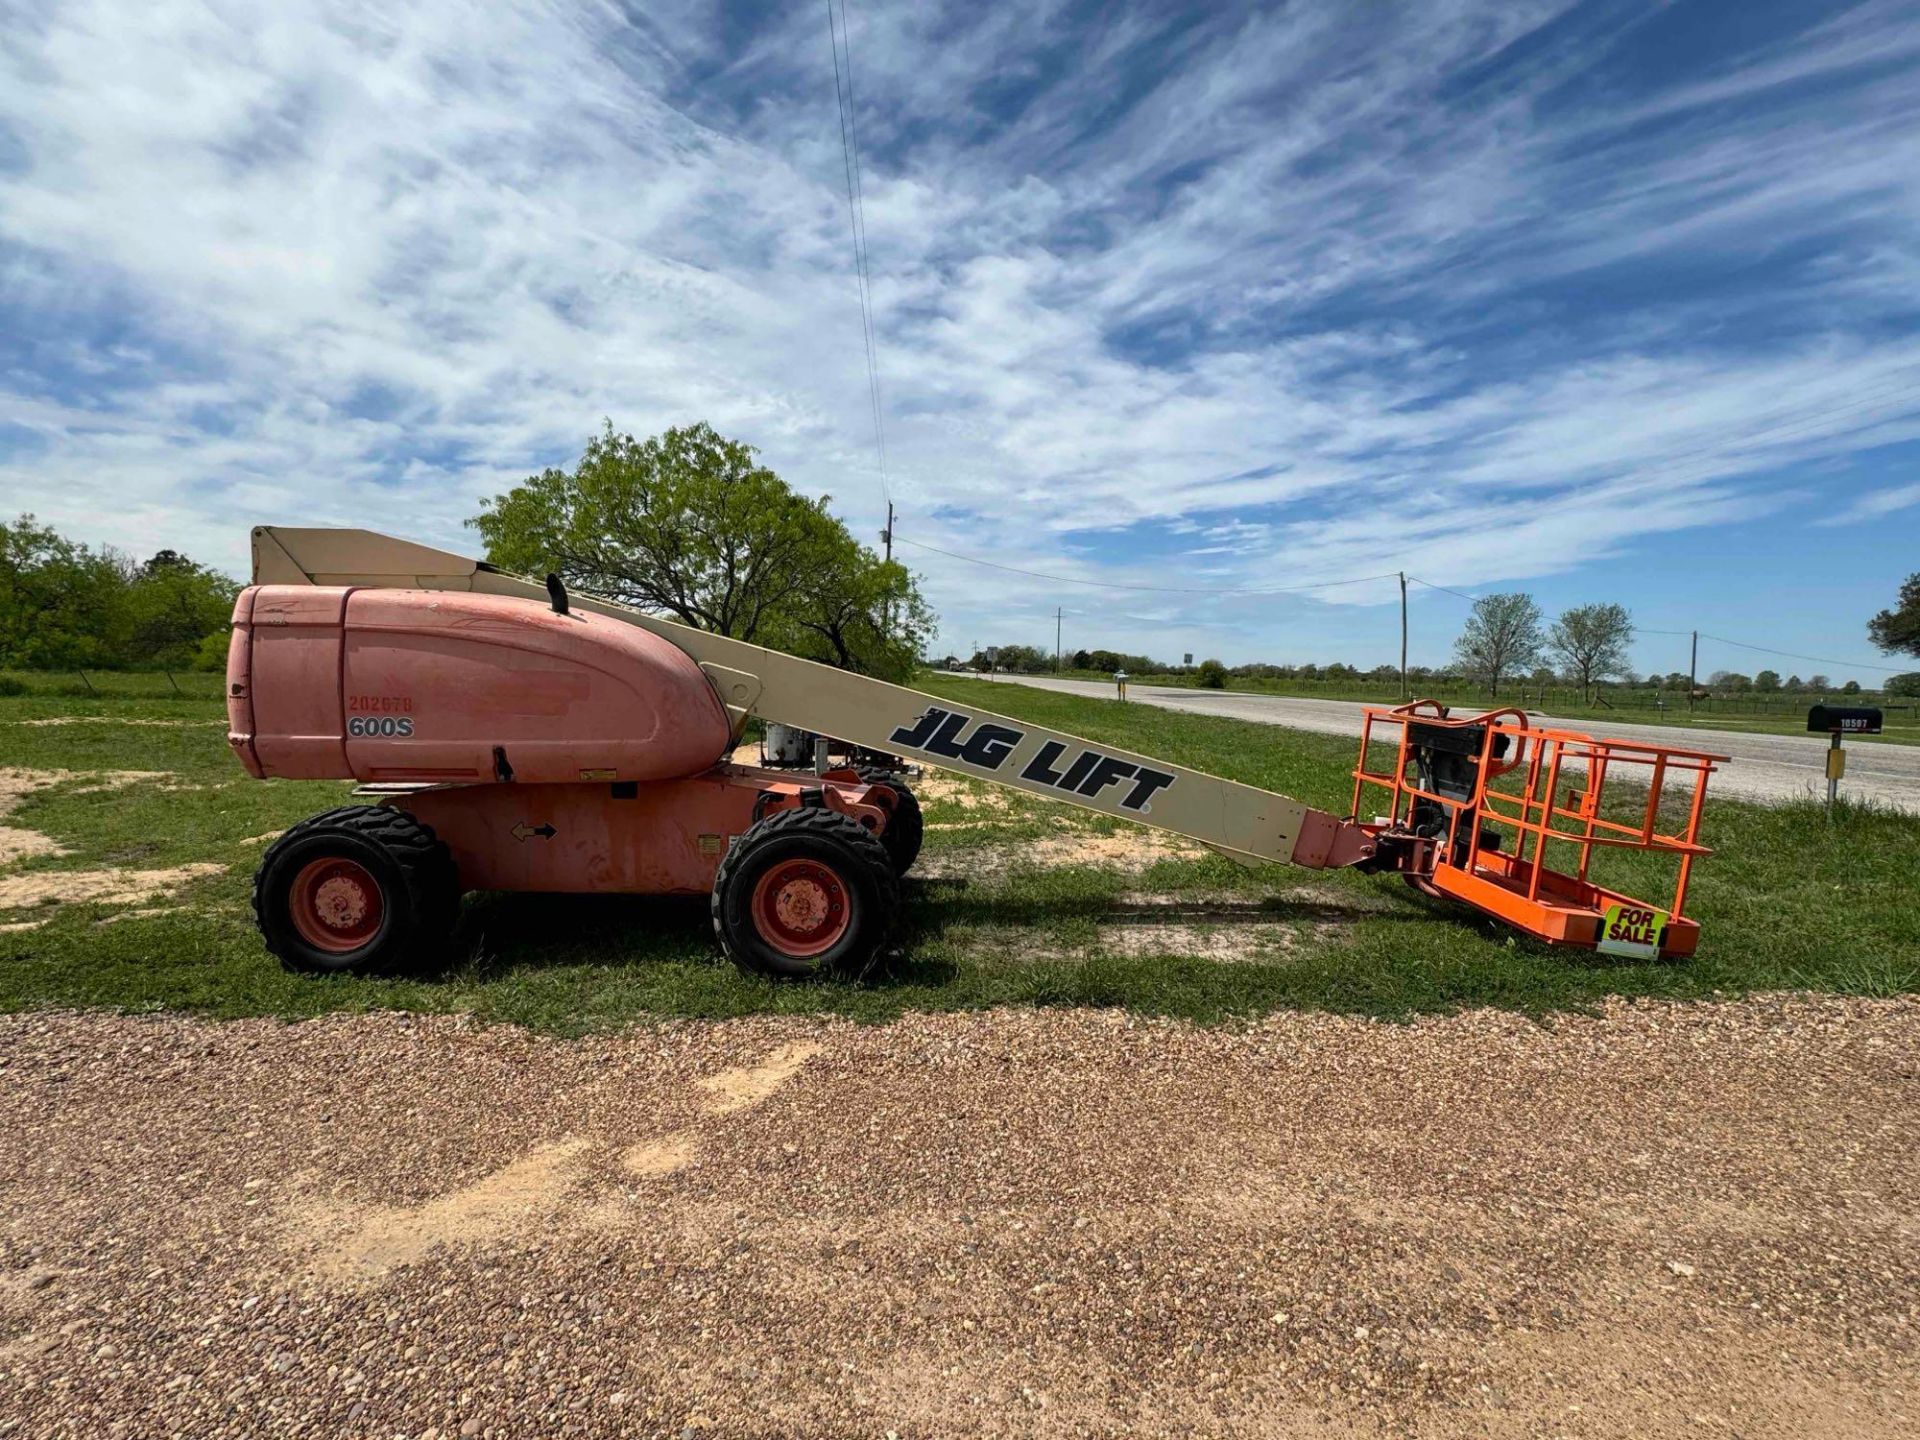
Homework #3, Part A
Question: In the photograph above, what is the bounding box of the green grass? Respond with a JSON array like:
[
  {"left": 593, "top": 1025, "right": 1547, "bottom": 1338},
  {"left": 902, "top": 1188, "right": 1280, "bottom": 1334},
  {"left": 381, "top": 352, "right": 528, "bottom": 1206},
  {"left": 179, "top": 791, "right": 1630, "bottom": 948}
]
[
  {"left": 0, "top": 676, "right": 1914, "bottom": 1034},
  {"left": 1009, "top": 668, "right": 1920, "bottom": 745},
  {"left": 0, "top": 668, "right": 226, "bottom": 700}
]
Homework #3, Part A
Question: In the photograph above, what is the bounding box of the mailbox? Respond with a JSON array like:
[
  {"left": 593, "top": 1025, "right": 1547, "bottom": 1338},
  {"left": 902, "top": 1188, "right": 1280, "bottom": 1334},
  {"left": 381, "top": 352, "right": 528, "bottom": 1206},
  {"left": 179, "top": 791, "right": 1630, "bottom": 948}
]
[{"left": 1806, "top": 705, "right": 1883, "bottom": 735}]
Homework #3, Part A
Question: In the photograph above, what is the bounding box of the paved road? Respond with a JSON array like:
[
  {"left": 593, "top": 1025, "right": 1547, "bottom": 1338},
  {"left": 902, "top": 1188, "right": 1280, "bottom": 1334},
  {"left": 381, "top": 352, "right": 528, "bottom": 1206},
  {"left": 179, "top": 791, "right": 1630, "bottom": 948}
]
[
  {"left": 976, "top": 674, "right": 1920, "bottom": 813},
  {"left": 3, "top": 1002, "right": 1915, "bottom": 1437}
]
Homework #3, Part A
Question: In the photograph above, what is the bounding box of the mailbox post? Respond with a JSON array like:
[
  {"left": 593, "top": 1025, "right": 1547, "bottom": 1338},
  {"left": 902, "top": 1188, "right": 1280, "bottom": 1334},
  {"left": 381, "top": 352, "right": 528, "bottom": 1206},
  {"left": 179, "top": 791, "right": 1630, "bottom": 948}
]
[{"left": 1807, "top": 705, "right": 1882, "bottom": 815}]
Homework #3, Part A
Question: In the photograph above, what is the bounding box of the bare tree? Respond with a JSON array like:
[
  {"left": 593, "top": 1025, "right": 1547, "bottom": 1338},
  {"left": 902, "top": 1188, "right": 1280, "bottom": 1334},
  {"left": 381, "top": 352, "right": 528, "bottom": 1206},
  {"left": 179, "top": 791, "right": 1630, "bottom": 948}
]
[
  {"left": 1547, "top": 602, "right": 1634, "bottom": 703},
  {"left": 1453, "top": 592, "right": 1543, "bottom": 698}
]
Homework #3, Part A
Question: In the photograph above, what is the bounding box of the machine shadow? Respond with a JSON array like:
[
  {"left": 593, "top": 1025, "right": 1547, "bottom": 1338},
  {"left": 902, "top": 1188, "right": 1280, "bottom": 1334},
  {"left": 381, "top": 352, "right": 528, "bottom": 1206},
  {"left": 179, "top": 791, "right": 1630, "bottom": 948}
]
[
  {"left": 440, "top": 889, "right": 961, "bottom": 989},
  {"left": 893, "top": 876, "right": 1436, "bottom": 947},
  {"left": 435, "top": 876, "right": 1466, "bottom": 990}
]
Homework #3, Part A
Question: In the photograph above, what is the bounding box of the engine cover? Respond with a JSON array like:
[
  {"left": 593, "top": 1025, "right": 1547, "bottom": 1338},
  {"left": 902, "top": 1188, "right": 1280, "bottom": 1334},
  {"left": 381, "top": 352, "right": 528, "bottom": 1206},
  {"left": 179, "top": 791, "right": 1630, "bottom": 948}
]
[{"left": 227, "top": 586, "right": 731, "bottom": 784}]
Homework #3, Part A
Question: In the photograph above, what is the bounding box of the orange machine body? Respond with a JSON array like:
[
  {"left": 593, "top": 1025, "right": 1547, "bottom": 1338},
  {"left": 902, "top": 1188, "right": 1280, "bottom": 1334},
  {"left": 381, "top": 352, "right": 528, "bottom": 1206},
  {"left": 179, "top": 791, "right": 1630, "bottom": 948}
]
[{"left": 225, "top": 585, "right": 892, "bottom": 896}]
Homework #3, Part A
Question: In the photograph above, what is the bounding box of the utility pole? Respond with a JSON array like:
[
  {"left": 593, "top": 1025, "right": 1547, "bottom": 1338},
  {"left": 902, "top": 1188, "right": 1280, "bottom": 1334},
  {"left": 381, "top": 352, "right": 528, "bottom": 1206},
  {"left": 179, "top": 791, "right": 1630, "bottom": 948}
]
[
  {"left": 1055, "top": 607, "right": 1063, "bottom": 673},
  {"left": 879, "top": 502, "right": 894, "bottom": 637},
  {"left": 1398, "top": 571, "right": 1408, "bottom": 700},
  {"left": 1688, "top": 630, "right": 1698, "bottom": 712}
]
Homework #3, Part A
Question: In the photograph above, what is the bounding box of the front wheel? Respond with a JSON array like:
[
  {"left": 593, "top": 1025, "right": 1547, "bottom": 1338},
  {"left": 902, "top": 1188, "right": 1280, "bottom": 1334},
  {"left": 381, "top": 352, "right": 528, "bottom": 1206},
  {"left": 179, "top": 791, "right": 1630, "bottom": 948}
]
[
  {"left": 712, "top": 807, "right": 898, "bottom": 980},
  {"left": 254, "top": 806, "right": 460, "bottom": 976}
]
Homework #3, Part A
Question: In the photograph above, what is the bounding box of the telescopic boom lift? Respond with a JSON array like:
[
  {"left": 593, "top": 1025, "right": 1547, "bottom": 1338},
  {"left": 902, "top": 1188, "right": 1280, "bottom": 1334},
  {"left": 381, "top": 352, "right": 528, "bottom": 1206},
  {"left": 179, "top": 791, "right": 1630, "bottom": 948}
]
[{"left": 225, "top": 527, "right": 1724, "bottom": 978}]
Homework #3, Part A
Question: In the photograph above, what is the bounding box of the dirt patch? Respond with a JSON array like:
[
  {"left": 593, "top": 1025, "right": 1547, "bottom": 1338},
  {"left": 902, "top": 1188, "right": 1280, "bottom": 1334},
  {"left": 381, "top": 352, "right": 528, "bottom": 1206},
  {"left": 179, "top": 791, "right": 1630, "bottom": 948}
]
[
  {"left": 623, "top": 1134, "right": 697, "bottom": 1177},
  {"left": 0, "top": 828, "right": 63, "bottom": 866},
  {"left": 295, "top": 1040, "right": 827, "bottom": 1280},
  {"left": 958, "top": 915, "right": 1339, "bottom": 965},
  {"left": 1029, "top": 829, "right": 1204, "bottom": 867},
  {"left": 915, "top": 770, "right": 1015, "bottom": 812},
  {"left": 1095, "top": 921, "right": 1320, "bottom": 962},
  {"left": 0, "top": 770, "right": 72, "bottom": 866},
  {"left": 698, "top": 1041, "right": 823, "bottom": 1114},
  {"left": 0, "top": 768, "right": 224, "bottom": 920},
  {"left": 94, "top": 905, "right": 188, "bottom": 927},
  {"left": 298, "top": 1138, "right": 596, "bottom": 1282},
  {"left": 0, "top": 769, "right": 164, "bottom": 870},
  {"left": 920, "top": 824, "right": 1206, "bottom": 879},
  {"left": 0, "top": 767, "right": 168, "bottom": 802},
  {"left": 0, "top": 863, "right": 225, "bottom": 911}
]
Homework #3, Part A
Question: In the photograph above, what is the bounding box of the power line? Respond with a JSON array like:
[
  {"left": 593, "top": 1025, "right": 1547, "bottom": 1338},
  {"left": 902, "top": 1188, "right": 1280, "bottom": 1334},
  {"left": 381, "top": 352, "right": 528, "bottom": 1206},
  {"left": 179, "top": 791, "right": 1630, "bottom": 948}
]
[
  {"left": 1697, "top": 633, "right": 1903, "bottom": 674},
  {"left": 825, "top": 0, "right": 888, "bottom": 507},
  {"left": 895, "top": 535, "right": 1402, "bottom": 596},
  {"left": 1406, "top": 580, "right": 1894, "bottom": 674},
  {"left": 1406, "top": 576, "right": 1481, "bottom": 603}
]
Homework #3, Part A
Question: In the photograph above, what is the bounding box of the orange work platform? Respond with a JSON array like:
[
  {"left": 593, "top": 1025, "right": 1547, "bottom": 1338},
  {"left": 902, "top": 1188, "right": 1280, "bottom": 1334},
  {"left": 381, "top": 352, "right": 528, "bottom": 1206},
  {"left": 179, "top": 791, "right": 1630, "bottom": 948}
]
[{"left": 1351, "top": 701, "right": 1727, "bottom": 959}]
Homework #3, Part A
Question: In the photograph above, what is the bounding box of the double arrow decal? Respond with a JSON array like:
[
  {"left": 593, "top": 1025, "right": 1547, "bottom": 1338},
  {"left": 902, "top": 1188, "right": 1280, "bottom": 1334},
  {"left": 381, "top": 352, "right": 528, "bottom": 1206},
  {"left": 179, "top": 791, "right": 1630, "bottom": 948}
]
[{"left": 511, "top": 822, "right": 557, "bottom": 842}]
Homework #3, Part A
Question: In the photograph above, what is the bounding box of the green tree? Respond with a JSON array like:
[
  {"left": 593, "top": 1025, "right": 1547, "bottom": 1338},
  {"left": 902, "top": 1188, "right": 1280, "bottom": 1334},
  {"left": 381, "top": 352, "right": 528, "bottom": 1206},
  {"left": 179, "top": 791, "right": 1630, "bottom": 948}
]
[
  {"left": 192, "top": 630, "right": 231, "bottom": 672},
  {"left": 1842, "top": 679, "right": 1862, "bottom": 694},
  {"left": 1453, "top": 592, "right": 1543, "bottom": 697},
  {"left": 1546, "top": 602, "right": 1633, "bottom": 703},
  {"left": 1196, "top": 657, "right": 1227, "bottom": 689},
  {"left": 772, "top": 542, "right": 933, "bottom": 682},
  {"left": 1867, "top": 573, "right": 1920, "bottom": 656},
  {"left": 976, "top": 644, "right": 1052, "bottom": 674},
  {"left": 126, "top": 550, "right": 239, "bottom": 669},
  {"left": 0, "top": 515, "right": 133, "bottom": 670},
  {"left": 1754, "top": 669, "right": 1781, "bottom": 692},
  {"left": 1886, "top": 672, "right": 1920, "bottom": 697},
  {"left": 470, "top": 423, "right": 933, "bottom": 681}
]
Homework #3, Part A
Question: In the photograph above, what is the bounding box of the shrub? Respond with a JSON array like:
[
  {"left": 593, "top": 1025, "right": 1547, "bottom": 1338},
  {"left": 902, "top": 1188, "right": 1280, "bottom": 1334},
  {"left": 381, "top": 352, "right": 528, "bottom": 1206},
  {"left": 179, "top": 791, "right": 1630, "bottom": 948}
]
[
  {"left": 1197, "top": 658, "right": 1228, "bottom": 689},
  {"left": 0, "top": 675, "right": 26, "bottom": 697}
]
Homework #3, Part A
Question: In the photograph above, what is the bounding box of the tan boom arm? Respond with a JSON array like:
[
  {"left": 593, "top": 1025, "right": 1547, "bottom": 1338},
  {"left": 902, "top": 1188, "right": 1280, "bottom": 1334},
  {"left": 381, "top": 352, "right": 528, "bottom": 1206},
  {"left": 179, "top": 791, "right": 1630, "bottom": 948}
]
[{"left": 251, "top": 527, "right": 1377, "bottom": 871}]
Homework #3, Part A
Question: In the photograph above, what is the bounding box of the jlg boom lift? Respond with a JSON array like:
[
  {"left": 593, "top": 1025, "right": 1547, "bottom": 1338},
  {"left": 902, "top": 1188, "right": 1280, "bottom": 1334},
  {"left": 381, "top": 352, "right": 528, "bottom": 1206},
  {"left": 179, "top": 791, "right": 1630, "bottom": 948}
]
[{"left": 227, "top": 528, "right": 1725, "bottom": 978}]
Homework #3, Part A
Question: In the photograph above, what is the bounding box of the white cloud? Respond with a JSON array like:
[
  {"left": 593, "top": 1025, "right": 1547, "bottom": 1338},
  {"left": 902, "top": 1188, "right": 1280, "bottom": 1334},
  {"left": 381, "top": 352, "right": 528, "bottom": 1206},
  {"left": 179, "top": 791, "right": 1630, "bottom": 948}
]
[
  {"left": 0, "top": 0, "right": 1916, "bottom": 665},
  {"left": 1819, "top": 480, "right": 1920, "bottom": 526}
]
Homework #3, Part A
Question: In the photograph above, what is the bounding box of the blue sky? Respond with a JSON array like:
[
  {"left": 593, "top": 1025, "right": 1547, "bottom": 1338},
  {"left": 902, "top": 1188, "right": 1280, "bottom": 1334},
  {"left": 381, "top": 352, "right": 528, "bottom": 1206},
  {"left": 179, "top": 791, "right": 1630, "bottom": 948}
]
[{"left": 1, "top": 0, "right": 1917, "bottom": 682}]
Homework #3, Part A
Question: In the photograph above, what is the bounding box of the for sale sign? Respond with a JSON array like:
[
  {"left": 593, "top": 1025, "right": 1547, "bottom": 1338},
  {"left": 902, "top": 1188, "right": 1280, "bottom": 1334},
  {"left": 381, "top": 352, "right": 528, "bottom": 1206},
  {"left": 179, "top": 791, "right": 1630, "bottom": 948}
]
[{"left": 1597, "top": 902, "right": 1668, "bottom": 959}]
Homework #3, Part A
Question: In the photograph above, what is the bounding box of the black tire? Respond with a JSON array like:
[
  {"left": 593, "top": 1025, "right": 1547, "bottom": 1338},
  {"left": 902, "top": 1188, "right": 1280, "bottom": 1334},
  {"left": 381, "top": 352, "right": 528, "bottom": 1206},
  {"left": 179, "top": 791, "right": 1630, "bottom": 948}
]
[
  {"left": 253, "top": 805, "right": 461, "bottom": 976},
  {"left": 853, "top": 766, "right": 923, "bottom": 877},
  {"left": 711, "top": 807, "right": 898, "bottom": 980}
]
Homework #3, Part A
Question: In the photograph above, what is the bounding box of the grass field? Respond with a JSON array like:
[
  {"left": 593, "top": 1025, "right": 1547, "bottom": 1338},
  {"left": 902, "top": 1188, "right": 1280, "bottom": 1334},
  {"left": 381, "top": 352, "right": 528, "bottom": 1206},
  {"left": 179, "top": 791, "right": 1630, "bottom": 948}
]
[
  {"left": 1023, "top": 667, "right": 1920, "bottom": 745},
  {"left": 0, "top": 676, "right": 1914, "bottom": 1033},
  {"left": 0, "top": 668, "right": 227, "bottom": 700}
]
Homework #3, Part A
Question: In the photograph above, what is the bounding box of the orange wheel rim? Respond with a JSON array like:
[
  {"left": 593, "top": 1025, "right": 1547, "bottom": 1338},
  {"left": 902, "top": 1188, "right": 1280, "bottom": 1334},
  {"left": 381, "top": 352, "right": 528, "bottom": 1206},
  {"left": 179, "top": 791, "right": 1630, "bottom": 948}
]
[
  {"left": 288, "top": 857, "right": 385, "bottom": 953},
  {"left": 749, "top": 858, "right": 850, "bottom": 958}
]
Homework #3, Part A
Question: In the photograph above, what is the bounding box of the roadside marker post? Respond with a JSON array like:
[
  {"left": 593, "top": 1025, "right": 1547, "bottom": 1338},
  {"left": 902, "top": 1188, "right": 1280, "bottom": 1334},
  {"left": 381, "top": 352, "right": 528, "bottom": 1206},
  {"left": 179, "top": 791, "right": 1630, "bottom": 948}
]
[
  {"left": 1114, "top": 670, "right": 1129, "bottom": 701},
  {"left": 1807, "top": 705, "right": 1882, "bottom": 816}
]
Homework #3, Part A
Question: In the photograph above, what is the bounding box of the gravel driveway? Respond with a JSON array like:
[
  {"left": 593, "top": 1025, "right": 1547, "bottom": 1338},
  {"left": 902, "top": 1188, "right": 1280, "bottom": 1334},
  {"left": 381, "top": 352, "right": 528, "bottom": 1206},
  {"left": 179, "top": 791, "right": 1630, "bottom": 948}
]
[
  {"left": 3, "top": 999, "right": 1915, "bottom": 1438},
  {"left": 978, "top": 674, "right": 1920, "bottom": 813}
]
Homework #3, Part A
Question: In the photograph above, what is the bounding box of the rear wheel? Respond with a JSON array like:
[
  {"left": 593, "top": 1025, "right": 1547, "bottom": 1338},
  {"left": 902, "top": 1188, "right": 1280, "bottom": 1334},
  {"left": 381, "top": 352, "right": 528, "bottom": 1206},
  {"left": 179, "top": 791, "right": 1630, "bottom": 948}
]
[
  {"left": 852, "top": 766, "right": 923, "bottom": 877},
  {"left": 712, "top": 807, "right": 897, "bottom": 980},
  {"left": 254, "top": 806, "right": 460, "bottom": 976}
]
